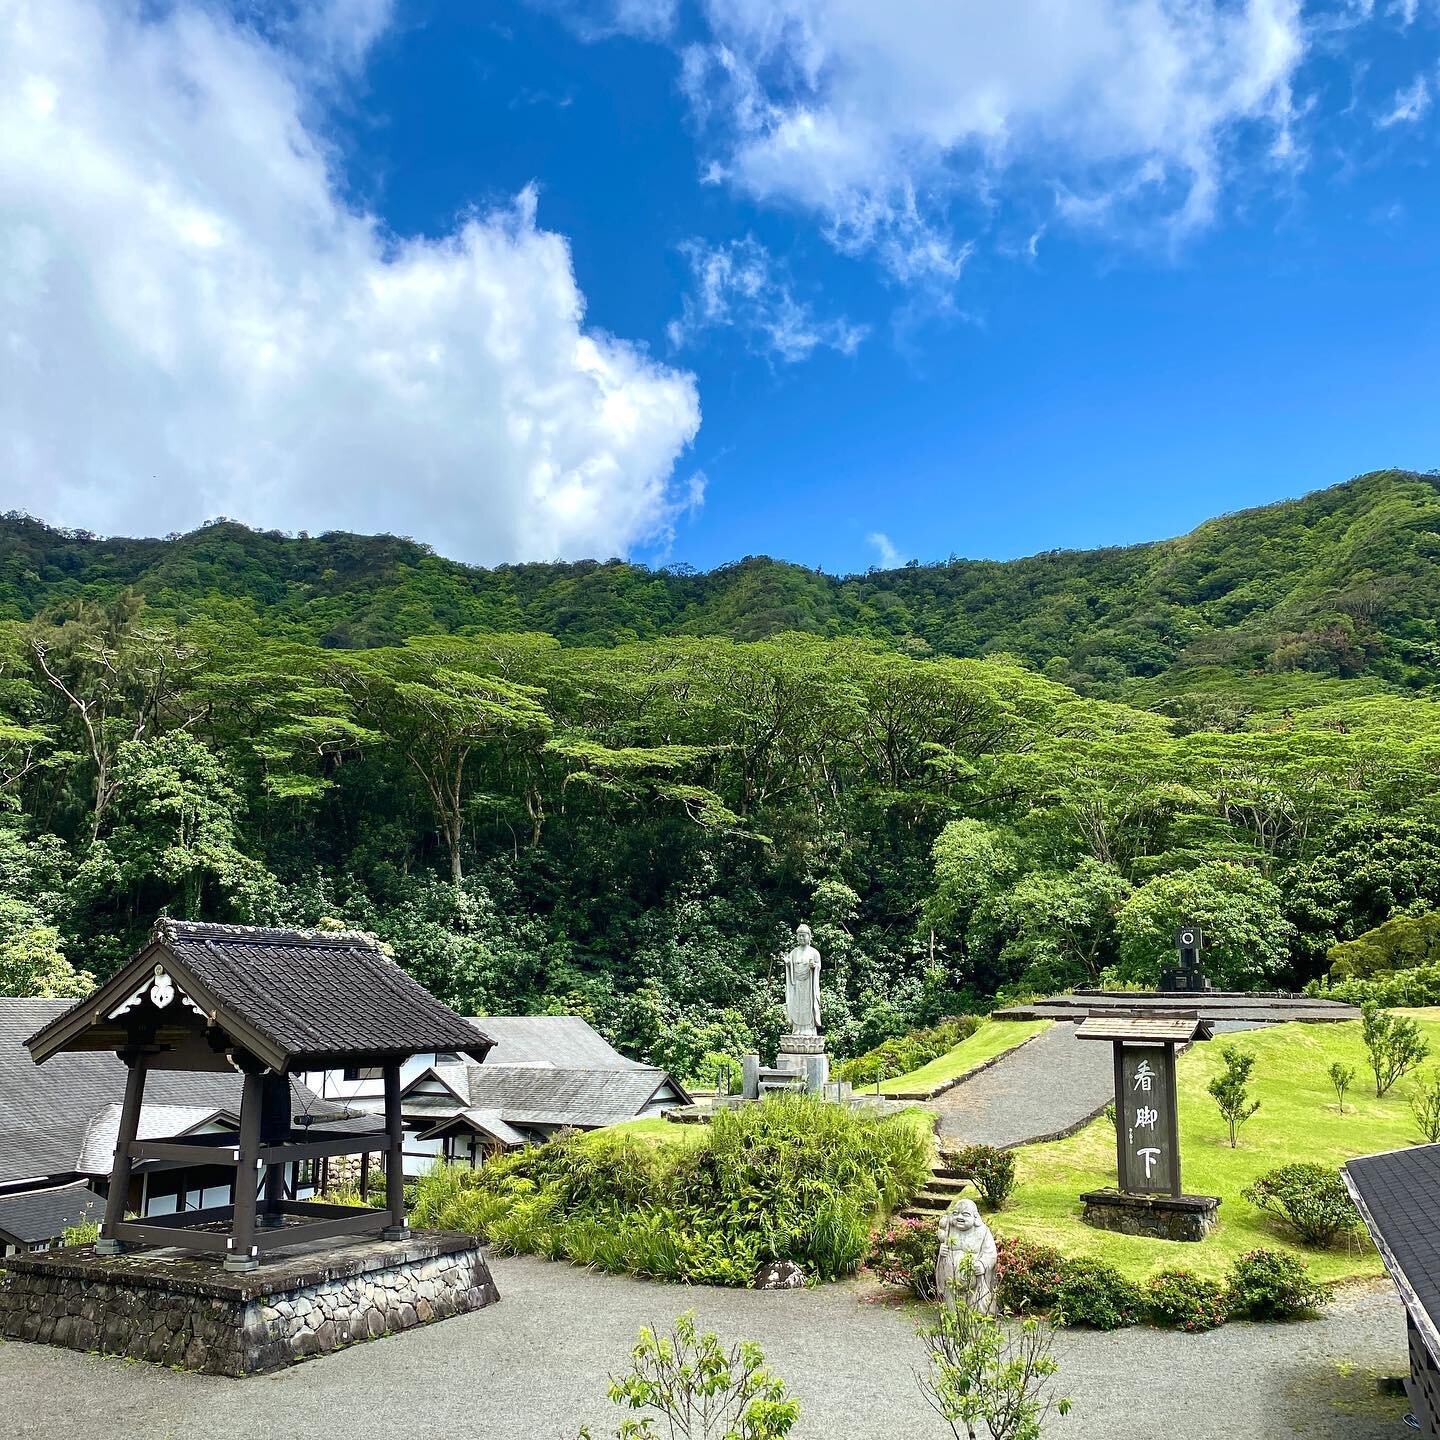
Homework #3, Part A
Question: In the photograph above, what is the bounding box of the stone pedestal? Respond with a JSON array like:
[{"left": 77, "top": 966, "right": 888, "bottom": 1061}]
[
  {"left": 0, "top": 1230, "right": 499, "bottom": 1375},
  {"left": 1080, "top": 1189, "right": 1220, "bottom": 1243},
  {"left": 775, "top": 1032, "right": 829, "bottom": 1093}
]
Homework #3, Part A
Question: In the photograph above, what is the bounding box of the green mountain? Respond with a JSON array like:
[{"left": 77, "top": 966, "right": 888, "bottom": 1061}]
[{"left": 5, "top": 468, "right": 1437, "bottom": 691}]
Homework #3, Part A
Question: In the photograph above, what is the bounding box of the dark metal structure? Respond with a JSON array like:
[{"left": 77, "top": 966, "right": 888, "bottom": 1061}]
[
  {"left": 1159, "top": 924, "right": 1212, "bottom": 994},
  {"left": 25, "top": 921, "right": 491, "bottom": 1272},
  {"left": 1345, "top": 1144, "right": 1440, "bottom": 1439}
]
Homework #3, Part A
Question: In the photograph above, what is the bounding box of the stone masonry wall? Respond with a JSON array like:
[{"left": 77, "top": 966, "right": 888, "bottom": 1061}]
[{"left": 0, "top": 1233, "right": 498, "bottom": 1376}]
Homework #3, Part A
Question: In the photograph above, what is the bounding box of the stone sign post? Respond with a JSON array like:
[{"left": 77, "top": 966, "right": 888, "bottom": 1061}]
[{"left": 1076, "top": 1014, "right": 1220, "bottom": 1242}]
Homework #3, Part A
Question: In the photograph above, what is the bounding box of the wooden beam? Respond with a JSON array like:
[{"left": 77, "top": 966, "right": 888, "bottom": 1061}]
[
  {"left": 113, "top": 1220, "right": 231, "bottom": 1254},
  {"left": 120, "top": 1204, "right": 235, "bottom": 1230},
  {"left": 129, "top": 1138, "right": 242, "bottom": 1166},
  {"left": 382, "top": 1062, "right": 407, "bottom": 1238},
  {"left": 99, "top": 1057, "right": 148, "bottom": 1248},
  {"left": 254, "top": 1210, "right": 387, "bottom": 1251},
  {"left": 257, "top": 1131, "right": 390, "bottom": 1164},
  {"left": 226, "top": 1071, "right": 264, "bottom": 1270}
]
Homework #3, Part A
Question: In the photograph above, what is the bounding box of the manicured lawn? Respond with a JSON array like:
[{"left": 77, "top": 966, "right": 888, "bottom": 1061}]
[
  {"left": 991, "top": 1009, "right": 1440, "bottom": 1286},
  {"left": 581, "top": 1115, "right": 705, "bottom": 1146},
  {"left": 878, "top": 1018, "right": 1051, "bottom": 1095}
]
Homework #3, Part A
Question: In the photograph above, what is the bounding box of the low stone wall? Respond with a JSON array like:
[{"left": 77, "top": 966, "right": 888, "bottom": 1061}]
[
  {"left": 1080, "top": 1189, "right": 1220, "bottom": 1243},
  {"left": 0, "top": 1230, "right": 498, "bottom": 1376}
]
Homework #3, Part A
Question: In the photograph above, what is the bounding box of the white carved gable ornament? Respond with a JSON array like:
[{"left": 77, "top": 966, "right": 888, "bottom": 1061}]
[{"left": 108, "top": 962, "right": 207, "bottom": 1021}]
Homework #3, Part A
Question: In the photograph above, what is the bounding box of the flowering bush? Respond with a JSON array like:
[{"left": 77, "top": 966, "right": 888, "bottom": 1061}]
[
  {"left": 1226, "top": 1249, "right": 1334, "bottom": 1320},
  {"left": 1052, "top": 1258, "right": 1144, "bottom": 1330},
  {"left": 995, "top": 1236, "right": 1067, "bottom": 1315},
  {"left": 1146, "top": 1269, "right": 1230, "bottom": 1331},
  {"left": 865, "top": 1215, "right": 939, "bottom": 1297}
]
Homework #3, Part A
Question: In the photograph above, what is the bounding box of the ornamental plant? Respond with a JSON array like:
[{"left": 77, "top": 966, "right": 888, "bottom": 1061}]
[
  {"left": 1146, "top": 1269, "right": 1230, "bottom": 1332},
  {"left": 916, "top": 1299, "right": 1071, "bottom": 1440},
  {"left": 1327, "top": 1061, "right": 1355, "bottom": 1113},
  {"left": 1411, "top": 1067, "right": 1440, "bottom": 1144},
  {"left": 950, "top": 1144, "right": 1017, "bottom": 1210},
  {"left": 867, "top": 1215, "right": 940, "bottom": 1298},
  {"left": 1225, "top": 1249, "right": 1334, "bottom": 1321},
  {"left": 579, "top": 1312, "right": 799, "bottom": 1440},
  {"left": 1207, "top": 1044, "right": 1260, "bottom": 1148},
  {"left": 1243, "top": 1163, "right": 1358, "bottom": 1247},
  {"left": 1361, "top": 1001, "right": 1430, "bottom": 1097},
  {"left": 994, "top": 1237, "right": 1067, "bottom": 1316},
  {"left": 1050, "top": 1257, "right": 1143, "bottom": 1330}
]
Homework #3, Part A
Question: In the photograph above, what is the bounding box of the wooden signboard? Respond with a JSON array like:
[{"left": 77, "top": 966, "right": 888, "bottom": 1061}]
[{"left": 1116, "top": 1044, "right": 1181, "bottom": 1197}]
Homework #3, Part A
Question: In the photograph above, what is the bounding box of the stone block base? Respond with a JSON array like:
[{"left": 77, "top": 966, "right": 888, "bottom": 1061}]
[
  {"left": 1080, "top": 1190, "right": 1220, "bottom": 1242},
  {"left": 0, "top": 1230, "right": 498, "bottom": 1375}
]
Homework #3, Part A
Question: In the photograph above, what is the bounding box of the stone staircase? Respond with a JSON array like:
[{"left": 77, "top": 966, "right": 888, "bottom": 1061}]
[{"left": 899, "top": 1158, "right": 972, "bottom": 1221}]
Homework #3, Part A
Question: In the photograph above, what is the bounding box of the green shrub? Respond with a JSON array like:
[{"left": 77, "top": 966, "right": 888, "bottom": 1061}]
[
  {"left": 865, "top": 1215, "right": 939, "bottom": 1297},
  {"left": 949, "top": 1143, "right": 1017, "bottom": 1210},
  {"left": 60, "top": 1217, "right": 100, "bottom": 1247},
  {"left": 995, "top": 1237, "right": 1067, "bottom": 1315},
  {"left": 1361, "top": 1001, "right": 1430, "bottom": 1097},
  {"left": 467, "top": 1094, "right": 929, "bottom": 1287},
  {"left": 1413, "top": 1067, "right": 1440, "bottom": 1143},
  {"left": 1226, "top": 1249, "right": 1333, "bottom": 1320},
  {"left": 1207, "top": 1044, "right": 1260, "bottom": 1148},
  {"left": 1243, "top": 1163, "right": 1358, "bottom": 1247},
  {"left": 836, "top": 1014, "right": 983, "bottom": 1086},
  {"left": 580, "top": 1311, "right": 799, "bottom": 1440},
  {"left": 1307, "top": 964, "right": 1440, "bottom": 1009},
  {"left": 1146, "top": 1269, "right": 1230, "bottom": 1332},
  {"left": 1052, "top": 1258, "right": 1143, "bottom": 1330}
]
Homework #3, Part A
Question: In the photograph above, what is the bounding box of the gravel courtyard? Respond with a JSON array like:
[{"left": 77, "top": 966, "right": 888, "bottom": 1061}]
[{"left": 0, "top": 1253, "right": 1412, "bottom": 1439}]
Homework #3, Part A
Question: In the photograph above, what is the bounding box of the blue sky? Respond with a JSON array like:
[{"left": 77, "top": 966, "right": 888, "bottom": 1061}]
[{"left": 2, "top": 0, "right": 1438, "bottom": 572}]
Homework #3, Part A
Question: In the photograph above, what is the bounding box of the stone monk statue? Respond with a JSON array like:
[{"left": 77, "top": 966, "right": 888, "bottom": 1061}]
[
  {"left": 783, "top": 923, "right": 822, "bottom": 1036},
  {"left": 935, "top": 1200, "right": 998, "bottom": 1313}
]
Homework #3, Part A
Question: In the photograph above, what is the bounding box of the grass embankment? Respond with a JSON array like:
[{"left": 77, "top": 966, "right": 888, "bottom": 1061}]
[
  {"left": 878, "top": 1018, "right": 1050, "bottom": 1095},
  {"left": 993, "top": 1010, "right": 1440, "bottom": 1286}
]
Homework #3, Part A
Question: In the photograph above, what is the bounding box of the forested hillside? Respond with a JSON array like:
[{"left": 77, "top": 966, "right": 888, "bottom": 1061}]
[
  {"left": 5, "top": 468, "right": 1438, "bottom": 690},
  {"left": 2, "top": 468, "right": 1438, "bottom": 1079}
]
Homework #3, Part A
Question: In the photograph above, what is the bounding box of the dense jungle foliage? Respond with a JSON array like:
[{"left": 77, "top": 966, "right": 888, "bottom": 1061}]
[{"left": 2, "top": 468, "right": 1438, "bottom": 1070}]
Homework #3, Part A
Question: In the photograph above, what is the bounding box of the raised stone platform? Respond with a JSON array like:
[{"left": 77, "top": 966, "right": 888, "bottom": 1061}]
[
  {"left": 1080, "top": 1189, "right": 1221, "bottom": 1242},
  {"left": 995, "top": 990, "right": 1358, "bottom": 1026},
  {"left": 0, "top": 1230, "right": 498, "bottom": 1375}
]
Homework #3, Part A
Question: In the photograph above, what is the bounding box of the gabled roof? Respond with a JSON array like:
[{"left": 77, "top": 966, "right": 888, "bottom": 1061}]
[
  {"left": 466, "top": 1015, "right": 644, "bottom": 1069},
  {"left": 404, "top": 1064, "right": 691, "bottom": 1131},
  {"left": 0, "top": 1181, "right": 103, "bottom": 1247},
  {"left": 1344, "top": 1144, "right": 1440, "bottom": 1365},
  {"left": 0, "top": 998, "right": 347, "bottom": 1186},
  {"left": 415, "top": 1107, "right": 527, "bottom": 1149},
  {"left": 26, "top": 920, "right": 493, "bottom": 1073},
  {"left": 75, "top": 1103, "right": 238, "bottom": 1175}
]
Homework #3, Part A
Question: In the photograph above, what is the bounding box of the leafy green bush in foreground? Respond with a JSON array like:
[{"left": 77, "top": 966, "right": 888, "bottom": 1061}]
[
  {"left": 1243, "top": 1163, "right": 1358, "bottom": 1247},
  {"left": 1226, "top": 1249, "right": 1334, "bottom": 1320},
  {"left": 415, "top": 1095, "right": 929, "bottom": 1287}
]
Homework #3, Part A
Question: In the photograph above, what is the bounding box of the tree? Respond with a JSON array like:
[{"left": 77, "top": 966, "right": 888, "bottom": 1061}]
[
  {"left": 1361, "top": 1002, "right": 1431, "bottom": 1097},
  {"left": 0, "top": 906, "right": 94, "bottom": 998},
  {"left": 1326, "top": 911, "right": 1440, "bottom": 981},
  {"left": 338, "top": 638, "right": 553, "bottom": 883},
  {"left": 916, "top": 1298, "right": 1070, "bottom": 1440},
  {"left": 1411, "top": 1070, "right": 1440, "bottom": 1145},
  {"left": 1208, "top": 1044, "right": 1260, "bottom": 1147},
  {"left": 1327, "top": 1061, "right": 1354, "bottom": 1113},
  {"left": 1115, "top": 862, "right": 1293, "bottom": 990},
  {"left": 580, "top": 1312, "right": 799, "bottom": 1440}
]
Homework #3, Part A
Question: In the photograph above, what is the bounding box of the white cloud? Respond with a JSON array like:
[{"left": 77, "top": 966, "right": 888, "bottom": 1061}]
[
  {"left": 667, "top": 237, "right": 867, "bottom": 362},
  {"left": 669, "top": 0, "right": 1306, "bottom": 273},
  {"left": 866, "top": 531, "right": 902, "bottom": 568},
  {"left": 1378, "top": 74, "right": 1432, "bottom": 126},
  {"left": 0, "top": 0, "right": 701, "bottom": 563}
]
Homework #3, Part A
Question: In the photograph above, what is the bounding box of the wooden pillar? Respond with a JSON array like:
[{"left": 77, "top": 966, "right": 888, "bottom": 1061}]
[
  {"left": 382, "top": 1062, "right": 409, "bottom": 1240},
  {"left": 96, "top": 1055, "right": 148, "bottom": 1255},
  {"left": 257, "top": 1074, "right": 290, "bottom": 1227},
  {"left": 225, "top": 1071, "right": 264, "bottom": 1272}
]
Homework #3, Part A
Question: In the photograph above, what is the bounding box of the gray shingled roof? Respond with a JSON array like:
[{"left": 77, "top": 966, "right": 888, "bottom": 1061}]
[
  {"left": 0, "top": 998, "right": 347, "bottom": 1186},
  {"left": 415, "top": 1107, "right": 528, "bottom": 1149},
  {"left": 466, "top": 1015, "right": 643, "bottom": 1069},
  {"left": 0, "top": 1181, "right": 103, "bottom": 1247},
  {"left": 457, "top": 1065, "right": 685, "bottom": 1129},
  {"left": 1345, "top": 1144, "right": 1440, "bottom": 1364},
  {"left": 27, "top": 920, "right": 493, "bottom": 1072}
]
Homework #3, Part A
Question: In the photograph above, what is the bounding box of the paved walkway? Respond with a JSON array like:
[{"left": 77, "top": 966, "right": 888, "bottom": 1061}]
[
  {"left": 0, "top": 1255, "right": 1410, "bottom": 1439},
  {"left": 930, "top": 1021, "right": 1114, "bottom": 1148}
]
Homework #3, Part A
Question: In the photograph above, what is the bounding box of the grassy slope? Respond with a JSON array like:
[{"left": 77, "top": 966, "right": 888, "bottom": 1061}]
[
  {"left": 593, "top": 1105, "right": 937, "bottom": 1154},
  {"left": 994, "top": 1010, "right": 1440, "bottom": 1285},
  {"left": 879, "top": 1018, "right": 1051, "bottom": 1095}
]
